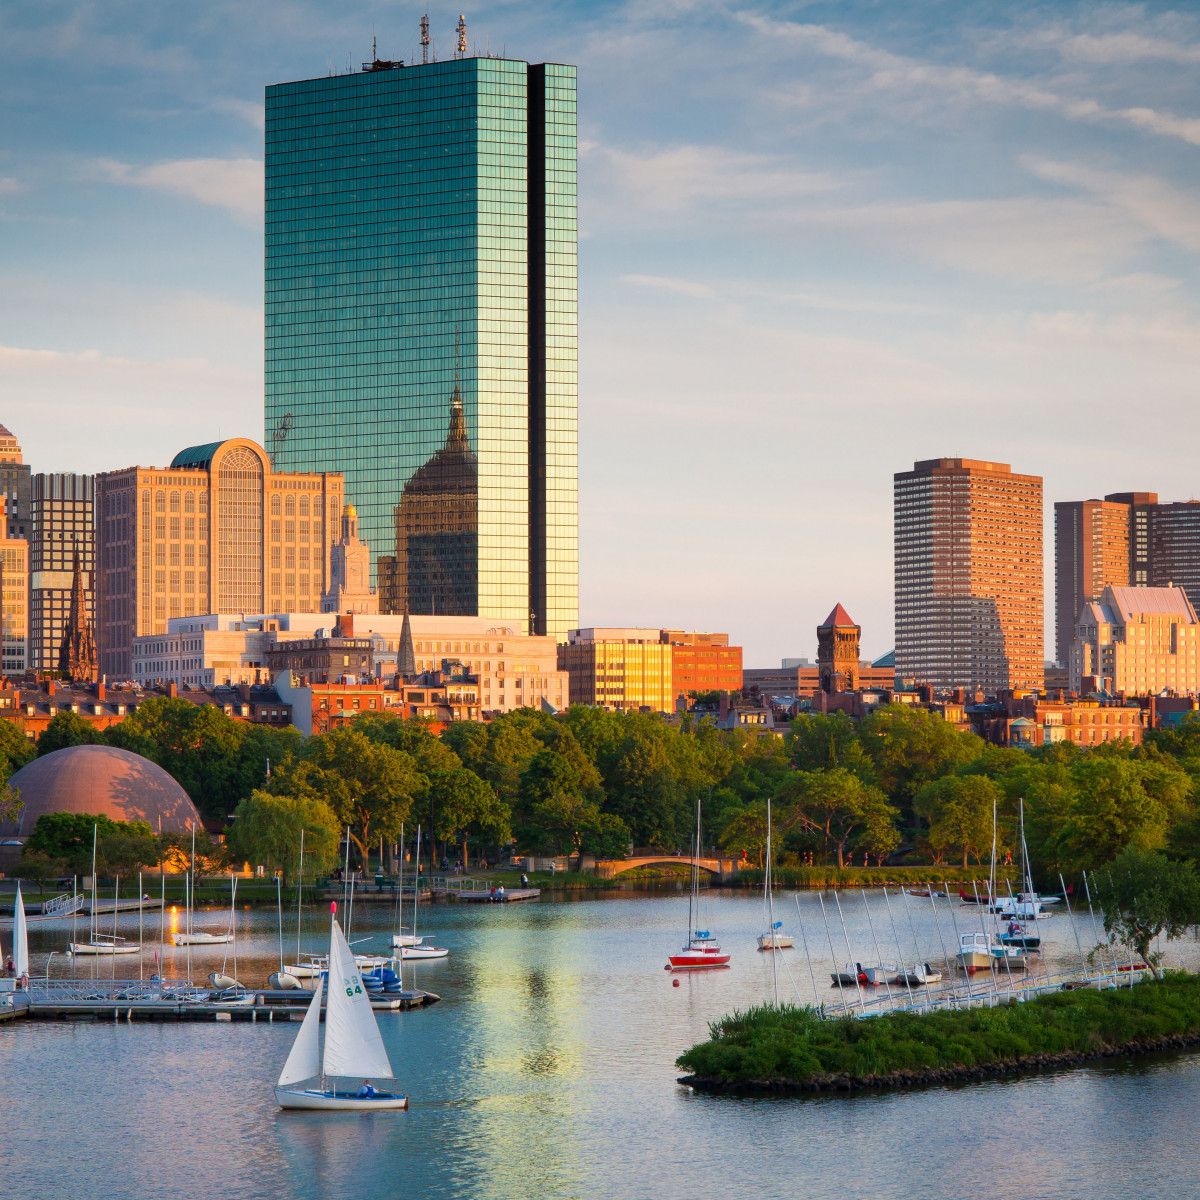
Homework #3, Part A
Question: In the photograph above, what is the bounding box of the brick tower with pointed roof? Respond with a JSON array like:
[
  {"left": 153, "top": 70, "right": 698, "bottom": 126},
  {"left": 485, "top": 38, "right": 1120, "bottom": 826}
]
[
  {"left": 59, "top": 550, "right": 98, "bottom": 683},
  {"left": 817, "top": 603, "right": 860, "bottom": 694}
]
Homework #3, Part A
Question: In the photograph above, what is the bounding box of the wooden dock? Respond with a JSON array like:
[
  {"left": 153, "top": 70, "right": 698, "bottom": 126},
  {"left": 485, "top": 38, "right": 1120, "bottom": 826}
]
[
  {"left": 19, "top": 980, "right": 440, "bottom": 1022},
  {"left": 441, "top": 887, "right": 542, "bottom": 903}
]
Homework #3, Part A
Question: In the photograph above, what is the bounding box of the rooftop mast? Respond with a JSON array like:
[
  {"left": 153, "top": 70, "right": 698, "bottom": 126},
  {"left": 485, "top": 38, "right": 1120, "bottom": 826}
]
[
  {"left": 456, "top": 14, "right": 467, "bottom": 58},
  {"left": 421, "top": 13, "right": 430, "bottom": 64}
]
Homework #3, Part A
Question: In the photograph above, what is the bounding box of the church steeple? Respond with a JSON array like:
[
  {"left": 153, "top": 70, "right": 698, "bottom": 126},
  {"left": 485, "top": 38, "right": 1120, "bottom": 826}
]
[
  {"left": 398, "top": 609, "right": 416, "bottom": 679},
  {"left": 59, "top": 550, "right": 97, "bottom": 683}
]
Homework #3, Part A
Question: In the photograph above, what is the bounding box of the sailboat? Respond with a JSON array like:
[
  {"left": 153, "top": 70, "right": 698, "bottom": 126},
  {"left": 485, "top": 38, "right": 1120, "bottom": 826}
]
[
  {"left": 275, "top": 904, "right": 409, "bottom": 1111},
  {"left": 68, "top": 827, "right": 140, "bottom": 956},
  {"left": 757, "top": 799, "right": 794, "bottom": 951},
  {"left": 392, "top": 827, "right": 448, "bottom": 961},
  {"left": 12, "top": 881, "right": 29, "bottom": 984},
  {"left": 175, "top": 871, "right": 236, "bottom": 945},
  {"left": 666, "top": 796, "right": 730, "bottom": 970}
]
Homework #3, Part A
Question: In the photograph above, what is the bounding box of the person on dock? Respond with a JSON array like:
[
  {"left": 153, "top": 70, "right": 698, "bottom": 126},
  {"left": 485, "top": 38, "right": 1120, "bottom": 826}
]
[{"left": 520, "top": 873, "right": 529, "bottom": 888}]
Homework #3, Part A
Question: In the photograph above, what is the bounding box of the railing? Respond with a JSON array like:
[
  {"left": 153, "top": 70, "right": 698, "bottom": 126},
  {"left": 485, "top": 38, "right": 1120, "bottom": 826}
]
[
  {"left": 431, "top": 876, "right": 484, "bottom": 893},
  {"left": 41, "top": 893, "right": 85, "bottom": 917},
  {"left": 26, "top": 977, "right": 209, "bottom": 1005},
  {"left": 828, "top": 960, "right": 1151, "bottom": 1021}
]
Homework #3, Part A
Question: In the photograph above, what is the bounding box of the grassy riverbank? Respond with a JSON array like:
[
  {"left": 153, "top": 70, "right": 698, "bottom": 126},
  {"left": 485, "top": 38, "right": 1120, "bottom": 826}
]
[{"left": 678, "top": 973, "right": 1200, "bottom": 1095}]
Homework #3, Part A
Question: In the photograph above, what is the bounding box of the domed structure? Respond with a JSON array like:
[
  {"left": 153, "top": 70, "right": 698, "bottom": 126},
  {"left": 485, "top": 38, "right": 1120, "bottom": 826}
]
[{"left": 4, "top": 745, "right": 202, "bottom": 838}]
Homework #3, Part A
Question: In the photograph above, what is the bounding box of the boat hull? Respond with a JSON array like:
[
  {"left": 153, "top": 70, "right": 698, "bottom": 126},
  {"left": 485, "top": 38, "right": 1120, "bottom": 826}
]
[
  {"left": 399, "top": 946, "right": 449, "bottom": 960},
  {"left": 68, "top": 942, "right": 140, "bottom": 955},
  {"left": 276, "top": 1086, "right": 408, "bottom": 1111},
  {"left": 757, "top": 934, "right": 795, "bottom": 951},
  {"left": 174, "top": 933, "right": 232, "bottom": 946},
  {"left": 667, "top": 952, "right": 730, "bottom": 970}
]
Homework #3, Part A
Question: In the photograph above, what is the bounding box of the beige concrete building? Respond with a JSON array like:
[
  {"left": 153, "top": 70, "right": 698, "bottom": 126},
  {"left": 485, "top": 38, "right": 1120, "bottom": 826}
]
[
  {"left": 95, "top": 438, "right": 343, "bottom": 678},
  {"left": 322, "top": 503, "right": 378, "bottom": 615},
  {"left": 559, "top": 628, "right": 675, "bottom": 712},
  {"left": 132, "top": 611, "right": 567, "bottom": 713},
  {"left": 1071, "top": 585, "right": 1200, "bottom": 696},
  {"left": 895, "top": 458, "right": 1043, "bottom": 695}
]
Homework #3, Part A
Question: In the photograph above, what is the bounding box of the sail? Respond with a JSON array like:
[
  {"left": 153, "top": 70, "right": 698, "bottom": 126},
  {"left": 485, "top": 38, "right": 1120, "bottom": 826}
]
[
  {"left": 13, "top": 881, "right": 28, "bottom": 979},
  {"left": 277, "top": 974, "right": 323, "bottom": 1088},
  {"left": 322, "top": 916, "right": 392, "bottom": 1081}
]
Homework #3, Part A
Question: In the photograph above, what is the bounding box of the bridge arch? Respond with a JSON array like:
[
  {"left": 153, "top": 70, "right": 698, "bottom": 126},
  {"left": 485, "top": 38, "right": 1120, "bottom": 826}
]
[{"left": 594, "top": 855, "right": 737, "bottom": 880}]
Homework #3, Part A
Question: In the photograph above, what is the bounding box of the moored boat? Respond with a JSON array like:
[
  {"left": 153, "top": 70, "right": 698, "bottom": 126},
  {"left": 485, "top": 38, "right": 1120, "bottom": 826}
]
[
  {"left": 666, "top": 797, "right": 729, "bottom": 971},
  {"left": 891, "top": 962, "right": 943, "bottom": 986}
]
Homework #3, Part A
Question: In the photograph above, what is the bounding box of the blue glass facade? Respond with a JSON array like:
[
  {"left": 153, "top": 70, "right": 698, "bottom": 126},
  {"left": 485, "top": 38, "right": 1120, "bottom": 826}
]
[{"left": 265, "top": 56, "right": 578, "bottom": 638}]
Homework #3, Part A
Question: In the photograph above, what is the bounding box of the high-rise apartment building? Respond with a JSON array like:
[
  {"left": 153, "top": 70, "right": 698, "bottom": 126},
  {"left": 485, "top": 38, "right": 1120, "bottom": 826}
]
[
  {"left": 29, "top": 472, "right": 94, "bottom": 674},
  {"left": 894, "top": 458, "right": 1043, "bottom": 695},
  {"left": 1147, "top": 502, "right": 1200, "bottom": 611},
  {"left": 95, "top": 437, "right": 343, "bottom": 679},
  {"left": 0, "top": 424, "right": 32, "bottom": 540},
  {"left": 1053, "top": 499, "right": 1131, "bottom": 667},
  {"left": 264, "top": 52, "right": 579, "bottom": 640}
]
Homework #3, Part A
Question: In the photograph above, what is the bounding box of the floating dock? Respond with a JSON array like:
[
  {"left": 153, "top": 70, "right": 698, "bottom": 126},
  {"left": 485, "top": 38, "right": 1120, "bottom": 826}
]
[
  {"left": 439, "top": 887, "right": 542, "bottom": 903},
  {"left": 17, "top": 979, "right": 439, "bottom": 1022}
]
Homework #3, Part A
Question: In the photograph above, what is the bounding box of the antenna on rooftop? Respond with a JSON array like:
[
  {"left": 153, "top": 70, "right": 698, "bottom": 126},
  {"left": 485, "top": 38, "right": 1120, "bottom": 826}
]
[
  {"left": 457, "top": 13, "right": 467, "bottom": 58},
  {"left": 421, "top": 13, "right": 430, "bottom": 64},
  {"left": 372, "top": 32, "right": 377, "bottom": 62}
]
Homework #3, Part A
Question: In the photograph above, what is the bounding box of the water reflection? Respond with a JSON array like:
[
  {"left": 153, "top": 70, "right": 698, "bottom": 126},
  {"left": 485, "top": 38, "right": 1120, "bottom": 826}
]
[{"left": 5, "top": 891, "right": 1200, "bottom": 1199}]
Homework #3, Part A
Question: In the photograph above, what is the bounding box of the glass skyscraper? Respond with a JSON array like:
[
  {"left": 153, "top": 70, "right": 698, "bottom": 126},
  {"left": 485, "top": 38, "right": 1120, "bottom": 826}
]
[{"left": 265, "top": 55, "right": 578, "bottom": 639}]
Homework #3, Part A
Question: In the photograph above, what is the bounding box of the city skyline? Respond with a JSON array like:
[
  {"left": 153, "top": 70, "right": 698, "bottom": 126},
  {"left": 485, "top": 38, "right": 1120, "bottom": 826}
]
[{"left": 3, "top": 2, "right": 1200, "bottom": 663}]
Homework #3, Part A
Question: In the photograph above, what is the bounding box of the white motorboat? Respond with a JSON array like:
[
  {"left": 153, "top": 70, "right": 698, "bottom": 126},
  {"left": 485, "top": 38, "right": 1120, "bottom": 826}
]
[
  {"left": 958, "top": 932, "right": 995, "bottom": 973},
  {"left": 891, "top": 962, "right": 943, "bottom": 986},
  {"left": 275, "top": 908, "right": 409, "bottom": 1112},
  {"left": 173, "top": 931, "right": 233, "bottom": 946}
]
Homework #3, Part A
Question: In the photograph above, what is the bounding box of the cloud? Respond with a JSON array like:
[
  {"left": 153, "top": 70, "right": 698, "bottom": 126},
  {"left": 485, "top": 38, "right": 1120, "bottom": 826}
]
[
  {"left": 585, "top": 141, "right": 842, "bottom": 215},
  {"left": 211, "top": 97, "right": 265, "bottom": 132},
  {"left": 1023, "top": 157, "right": 1200, "bottom": 254},
  {"left": 1020, "top": 27, "right": 1200, "bottom": 66},
  {"left": 92, "top": 156, "right": 262, "bottom": 223},
  {"left": 739, "top": 13, "right": 1200, "bottom": 147},
  {"left": 622, "top": 273, "right": 715, "bottom": 299}
]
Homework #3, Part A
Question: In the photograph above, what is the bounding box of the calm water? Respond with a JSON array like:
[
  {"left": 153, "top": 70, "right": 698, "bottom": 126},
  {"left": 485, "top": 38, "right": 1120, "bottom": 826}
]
[{"left": 2, "top": 888, "right": 1199, "bottom": 1199}]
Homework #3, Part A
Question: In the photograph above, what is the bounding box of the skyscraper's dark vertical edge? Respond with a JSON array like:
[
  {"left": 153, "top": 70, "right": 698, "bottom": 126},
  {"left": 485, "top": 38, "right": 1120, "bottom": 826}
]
[{"left": 527, "top": 64, "right": 547, "bottom": 637}]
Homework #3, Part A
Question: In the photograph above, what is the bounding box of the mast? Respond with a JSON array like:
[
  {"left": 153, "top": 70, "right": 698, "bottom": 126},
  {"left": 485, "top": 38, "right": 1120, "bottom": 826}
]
[
  {"left": 687, "top": 793, "right": 699, "bottom": 941},
  {"left": 89, "top": 823, "right": 97, "bottom": 943},
  {"left": 767, "top": 798, "right": 778, "bottom": 1006},
  {"left": 296, "top": 828, "right": 305, "bottom": 965},
  {"left": 187, "top": 824, "right": 196, "bottom": 983}
]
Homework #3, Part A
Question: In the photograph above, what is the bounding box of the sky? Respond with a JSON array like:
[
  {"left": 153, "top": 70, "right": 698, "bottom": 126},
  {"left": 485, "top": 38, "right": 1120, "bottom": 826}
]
[{"left": 2, "top": 0, "right": 1199, "bottom": 665}]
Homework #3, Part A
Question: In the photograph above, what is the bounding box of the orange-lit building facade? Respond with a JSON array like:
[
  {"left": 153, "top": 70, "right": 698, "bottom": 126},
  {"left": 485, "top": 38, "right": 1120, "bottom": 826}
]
[
  {"left": 1053, "top": 498, "right": 1134, "bottom": 666},
  {"left": 895, "top": 458, "right": 1043, "bottom": 696},
  {"left": 95, "top": 438, "right": 343, "bottom": 679},
  {"left": 666, "top": 630, "right": 742, "bottom": 698}
]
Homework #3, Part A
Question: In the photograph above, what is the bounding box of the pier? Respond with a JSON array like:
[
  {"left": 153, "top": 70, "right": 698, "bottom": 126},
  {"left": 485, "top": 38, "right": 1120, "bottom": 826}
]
[
  {"left": 13, "top": 978, "right": 440, "bottom": 1022},
  {"left": 430, "top": 877, "right": 541, "bottom": 902}
]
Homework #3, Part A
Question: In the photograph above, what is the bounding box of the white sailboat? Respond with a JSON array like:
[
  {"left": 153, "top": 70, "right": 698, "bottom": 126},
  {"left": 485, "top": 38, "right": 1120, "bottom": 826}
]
[
  {"left": 176, "top": 871, "right": 237, "bottom": 945},
  {"left": 275, "top": 906, "right": 409, "bottom": 1111},
  {"left": 757, "top": 799, "right": 794, "bottom": 951},
  {"left": 13, "top": 881, "right": 29, "bottom": 984},
  {"left": 68, "top": 827, "right": 141, "bottom": 956},
  {"left": 395, "top": 826, "right": 448, "bottom": 961}
]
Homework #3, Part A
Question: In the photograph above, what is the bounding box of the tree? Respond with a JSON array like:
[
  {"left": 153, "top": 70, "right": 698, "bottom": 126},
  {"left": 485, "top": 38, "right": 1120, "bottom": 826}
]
[
  {"left": 0, "top": 719, "right": 34, "bottom": 780},
  {"left": 422, "top": 766, "right": 510, "bottom": 868},
  {"left": 268, "top": 729, "right": 422, "bottom": 868},
  {"left": 37, "top": 711, "right": 103, "bottom": 756},
  {"left": 913, "top": 775, "right": 1003, "bottom": 867},
  {"left": 1097, "top": 847, "right": 1200, "bottom": 979},
  {"left": 22, "top": 811, "right": 159, "bottom": 876},
  {"left": 781, "top": 769, "right": 899, "bottom": 868},
  {"left": 227, "top": 790, "right": 340, "bottom": 882},
  {"left": 719, "top": 804, "right": 768, "bottom": 867},
  {"left": 523, "top": 791, "right": 630, "bottom": 864},
  {"left": 858, "top": 705, "right": 983, "bottom": 806},
  {"left": 788, "top": 713, "right": 873, "bottom": 778}
]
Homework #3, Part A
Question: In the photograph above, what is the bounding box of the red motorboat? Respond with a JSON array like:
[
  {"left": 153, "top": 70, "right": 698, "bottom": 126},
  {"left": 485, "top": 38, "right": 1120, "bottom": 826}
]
[{"left": 667, "top": 932, "right": 730, "bottom": 971}]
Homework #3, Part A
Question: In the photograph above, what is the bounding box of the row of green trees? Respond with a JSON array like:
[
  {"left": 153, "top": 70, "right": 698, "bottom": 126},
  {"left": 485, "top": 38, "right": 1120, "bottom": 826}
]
[{"left": 13, "top": 697, "right": 1200, "bottom": 888}]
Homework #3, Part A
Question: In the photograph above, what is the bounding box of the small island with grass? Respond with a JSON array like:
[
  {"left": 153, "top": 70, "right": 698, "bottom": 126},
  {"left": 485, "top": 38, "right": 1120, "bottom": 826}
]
[{"left": 677, "top": 973, "right": 1200, "bottom": 1095}]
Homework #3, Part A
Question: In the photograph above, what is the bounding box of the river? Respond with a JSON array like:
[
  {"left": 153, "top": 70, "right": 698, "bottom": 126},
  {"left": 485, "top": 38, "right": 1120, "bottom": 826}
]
[{"left": 2, "top": 887, "right": 1198, "bottom": 1199}]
